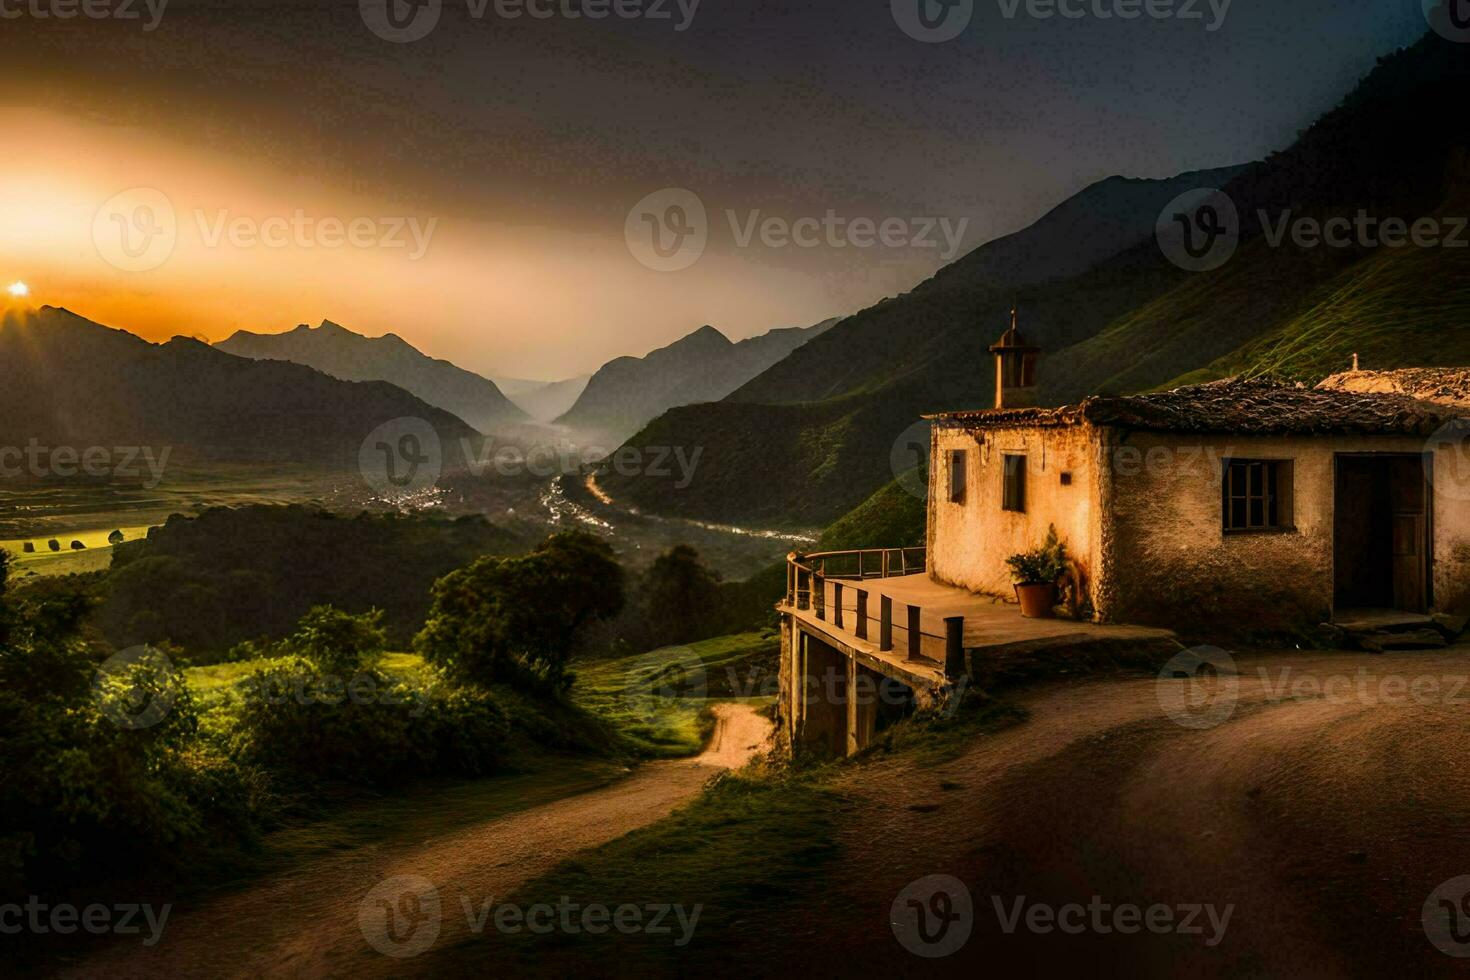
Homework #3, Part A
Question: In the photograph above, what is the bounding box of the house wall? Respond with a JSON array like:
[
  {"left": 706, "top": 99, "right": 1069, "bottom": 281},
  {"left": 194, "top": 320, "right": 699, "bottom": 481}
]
[
  {"left": 1104, "top": 431, "right": 1470, "bottom": 628},
  {"left": 927, "top": 423, "right": 1104, "bottom": 611}
]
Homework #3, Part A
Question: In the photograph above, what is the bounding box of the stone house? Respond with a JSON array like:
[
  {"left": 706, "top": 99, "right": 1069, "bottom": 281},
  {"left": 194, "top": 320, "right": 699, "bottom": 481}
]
[
  {"left": 926, "top": 320, "right": 1470, "bottom": 630},
  {"left": 776, "top": 325, "right": 1470, "bottom": 757}
]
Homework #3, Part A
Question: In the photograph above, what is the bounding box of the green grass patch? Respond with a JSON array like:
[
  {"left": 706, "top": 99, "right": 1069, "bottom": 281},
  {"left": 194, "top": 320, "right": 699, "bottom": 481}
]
[
  {"left": 185, "top": 651, "right": 431, "bottom": 705},
  {"left": 570, "top": 632, "right": 779, "bottom": 757}
]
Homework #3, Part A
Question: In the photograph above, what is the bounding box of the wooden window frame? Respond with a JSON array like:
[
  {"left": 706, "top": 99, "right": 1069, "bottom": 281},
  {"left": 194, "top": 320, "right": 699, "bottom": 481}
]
[
  {"left": 1002, "top": 454, "right": 1026, "bottom": 513},
  {"left": 1222, "top": 458, "right": 1295, "bottom": 534}
]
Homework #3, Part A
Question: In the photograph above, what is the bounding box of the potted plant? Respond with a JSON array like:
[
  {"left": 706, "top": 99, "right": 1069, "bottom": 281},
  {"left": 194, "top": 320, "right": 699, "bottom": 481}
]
[{"left": 1005, "top": 525, "right": 1069, "bottom": 619}]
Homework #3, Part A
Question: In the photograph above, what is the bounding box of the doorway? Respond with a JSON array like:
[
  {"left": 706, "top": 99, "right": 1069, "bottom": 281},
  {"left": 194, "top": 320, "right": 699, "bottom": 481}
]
[{"left": 1333, "top": 454, "right": 1432, "bottom": 613}]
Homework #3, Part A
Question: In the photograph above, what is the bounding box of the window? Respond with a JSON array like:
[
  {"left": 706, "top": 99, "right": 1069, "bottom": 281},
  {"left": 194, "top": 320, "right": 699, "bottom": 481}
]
[
  {"left": 1002, "top": 454, "right": 1026, "bottom": 512},
  {"left": 1222, "top": 459, "right": 1294, "bottom": 532},
  {"left": 948, "top": 450, "right": 967, "bottom": 504}
]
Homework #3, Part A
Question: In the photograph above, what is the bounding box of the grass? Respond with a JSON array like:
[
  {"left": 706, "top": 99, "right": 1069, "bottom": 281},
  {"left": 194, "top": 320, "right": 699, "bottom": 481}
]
[{"left": 569, "top": 632, "right": 780, "bottom": 757}]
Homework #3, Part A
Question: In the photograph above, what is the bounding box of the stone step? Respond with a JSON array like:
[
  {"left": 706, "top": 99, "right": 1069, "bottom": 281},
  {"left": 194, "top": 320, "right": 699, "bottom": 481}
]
[{"left": 1357, "top": 628, "right": 1448, "bottom": 652}]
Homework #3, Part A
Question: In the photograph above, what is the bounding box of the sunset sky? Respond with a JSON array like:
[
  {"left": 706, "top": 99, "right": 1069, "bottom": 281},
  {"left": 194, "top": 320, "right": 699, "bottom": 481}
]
[{"left": 0, "top": 0, "right": 1426, "bottom": 380}]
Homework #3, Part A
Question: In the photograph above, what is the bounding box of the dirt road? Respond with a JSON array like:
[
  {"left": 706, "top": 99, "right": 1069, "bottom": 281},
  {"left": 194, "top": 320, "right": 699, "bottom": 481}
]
[
  {"left": 754, "top": 648, "right": 1470, "bottom": 978},
  {"left": 68, "top": 703, "right": 771, "bottom": 980}
]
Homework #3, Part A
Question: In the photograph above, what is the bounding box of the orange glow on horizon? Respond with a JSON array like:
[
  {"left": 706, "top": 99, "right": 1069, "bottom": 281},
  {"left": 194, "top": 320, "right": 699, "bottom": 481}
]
[{"left": 0, "top": 108, "right": 853, "bottom": 379}]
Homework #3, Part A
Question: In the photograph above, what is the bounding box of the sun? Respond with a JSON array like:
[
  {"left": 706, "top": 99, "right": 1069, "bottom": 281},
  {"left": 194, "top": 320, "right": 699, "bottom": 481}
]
[{"left": 6, "top": 281, "right": 28, "bottom": 298}]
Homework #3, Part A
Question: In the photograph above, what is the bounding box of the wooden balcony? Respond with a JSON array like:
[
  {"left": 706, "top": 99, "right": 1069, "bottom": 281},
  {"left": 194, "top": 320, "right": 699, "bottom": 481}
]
[{"left": 779, "top": 548, "right": 1177, "bottom": 691}]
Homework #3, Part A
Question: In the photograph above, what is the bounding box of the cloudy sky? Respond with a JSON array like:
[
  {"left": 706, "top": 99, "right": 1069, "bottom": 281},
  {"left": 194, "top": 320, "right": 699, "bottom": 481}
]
[{"left": 0, "top": 0, "right": 1429, "bottom": 378}]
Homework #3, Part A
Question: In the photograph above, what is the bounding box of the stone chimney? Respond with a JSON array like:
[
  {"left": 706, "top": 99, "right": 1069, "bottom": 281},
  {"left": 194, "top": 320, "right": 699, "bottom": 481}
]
[{"left": 989, "top": 307, "right": 1040, "bottom": 409}]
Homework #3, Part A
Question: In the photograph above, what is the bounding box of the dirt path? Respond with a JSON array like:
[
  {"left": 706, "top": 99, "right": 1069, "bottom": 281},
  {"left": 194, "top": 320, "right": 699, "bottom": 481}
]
[
  {"left": 69, "top": 703, "right": 772, "bottom": 980},
  {"left": 734, "top": 649, "right": 1470, "bottom": 978}
]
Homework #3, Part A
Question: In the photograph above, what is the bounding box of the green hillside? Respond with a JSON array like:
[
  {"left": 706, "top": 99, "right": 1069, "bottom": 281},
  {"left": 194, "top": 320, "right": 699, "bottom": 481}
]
[{"left": 814, "top": 477, "right": 927, "bottom": 552}]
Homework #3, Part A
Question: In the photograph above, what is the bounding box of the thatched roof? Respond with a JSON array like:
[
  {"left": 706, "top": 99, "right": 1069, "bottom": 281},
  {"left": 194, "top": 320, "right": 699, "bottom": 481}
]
[
  {"left": 927, "top": 377, "right": 1465, "bottom": 436},
  {"left": 1318, "top": 368, "right": 1470, "bottom": 409}
]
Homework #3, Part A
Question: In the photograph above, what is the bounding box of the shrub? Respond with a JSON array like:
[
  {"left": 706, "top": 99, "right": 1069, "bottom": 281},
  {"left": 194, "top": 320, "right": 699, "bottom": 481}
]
[{"left": 229, "top": 656, "right": 509, "bottom": 789}]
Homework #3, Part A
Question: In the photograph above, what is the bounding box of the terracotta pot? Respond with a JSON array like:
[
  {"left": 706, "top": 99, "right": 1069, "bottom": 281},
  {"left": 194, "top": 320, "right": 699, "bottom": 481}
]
[{"left": 1014, "top": 582, "right": 1057, "bottom": 619}]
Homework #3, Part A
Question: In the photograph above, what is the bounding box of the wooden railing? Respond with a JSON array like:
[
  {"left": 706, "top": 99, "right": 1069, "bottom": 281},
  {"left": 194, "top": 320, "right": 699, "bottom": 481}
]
[{"left": 784, "top": 548, "right": 967, "bottom": 680}]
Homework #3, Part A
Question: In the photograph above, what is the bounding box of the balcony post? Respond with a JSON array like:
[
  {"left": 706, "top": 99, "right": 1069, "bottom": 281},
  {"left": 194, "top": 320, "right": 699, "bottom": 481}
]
[
  {"left": 833, "top": 582, "right": 844, "bottom": 629},
  {"left": 855, "top": 589, "right": 868, "bottom": 640},
  {"left": 906, "top": 604, "right": 921, "bottom": 661},
  {"left": 945, "top": 617, "right": 967, "bottom": 680},
  {"left": 814, "top": 572, "right": 825, "bottom": 620},
  {"left": 880, "top": 595, "right": 893, "bottom": 651}
]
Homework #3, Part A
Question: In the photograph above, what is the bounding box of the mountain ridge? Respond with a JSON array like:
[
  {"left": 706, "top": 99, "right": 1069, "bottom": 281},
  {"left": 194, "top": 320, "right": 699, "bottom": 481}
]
[
  {"left": 556, "top": 318, "right": 839, "bottom": 444},
  {"left": 0, "top": 306, "right": 481, "bottom": 470},
  {"left": 217, "top": 319, "right": 526, "bottom": 433}
]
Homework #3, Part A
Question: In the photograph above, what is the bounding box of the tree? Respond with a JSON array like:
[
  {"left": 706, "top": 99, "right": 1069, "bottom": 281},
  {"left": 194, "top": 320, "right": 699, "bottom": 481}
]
[
  {"left": 416, "top": 531, "right": 624, "bottom": 692},
  {"left": 287, "top": 605, "right": 387, "bottom": 675},
  {"left": 638, "top": 545, "right": 724, "bottom": 648}
]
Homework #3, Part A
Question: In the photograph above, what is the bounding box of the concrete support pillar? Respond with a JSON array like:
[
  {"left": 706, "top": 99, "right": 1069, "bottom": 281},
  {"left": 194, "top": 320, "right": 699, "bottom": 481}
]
[
  {"left": 845, "top": 658, "right": 878, "bottom": 756},
  {"left": 797, "top": 637, "right": 847, "bottom": 756}
]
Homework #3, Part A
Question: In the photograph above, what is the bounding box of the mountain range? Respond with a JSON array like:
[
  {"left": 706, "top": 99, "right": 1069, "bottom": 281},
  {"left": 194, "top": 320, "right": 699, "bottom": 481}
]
[
  {"left": 555, "top": 319, "right": 838, "bottom": 445},
  {"left": 216, "top": 320, "right": 526, "bottom": 433},
  {"left": 596, "top": 31, "right": 1470, "bottom": 529},
  {"left": 0, "top": 307, "right": 479, "bottom": 469}
]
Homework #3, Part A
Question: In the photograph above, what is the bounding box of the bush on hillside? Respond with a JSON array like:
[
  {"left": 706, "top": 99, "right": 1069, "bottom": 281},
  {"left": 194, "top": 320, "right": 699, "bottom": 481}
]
[{"left": 229, "top": 655, "right": 510, "bottom": 789}]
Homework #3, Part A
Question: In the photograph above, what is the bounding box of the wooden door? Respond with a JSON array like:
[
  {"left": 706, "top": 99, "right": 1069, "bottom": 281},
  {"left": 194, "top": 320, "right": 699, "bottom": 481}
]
[{"left": 1389, "top": 456, "right": 1429, "bottom": 613}]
